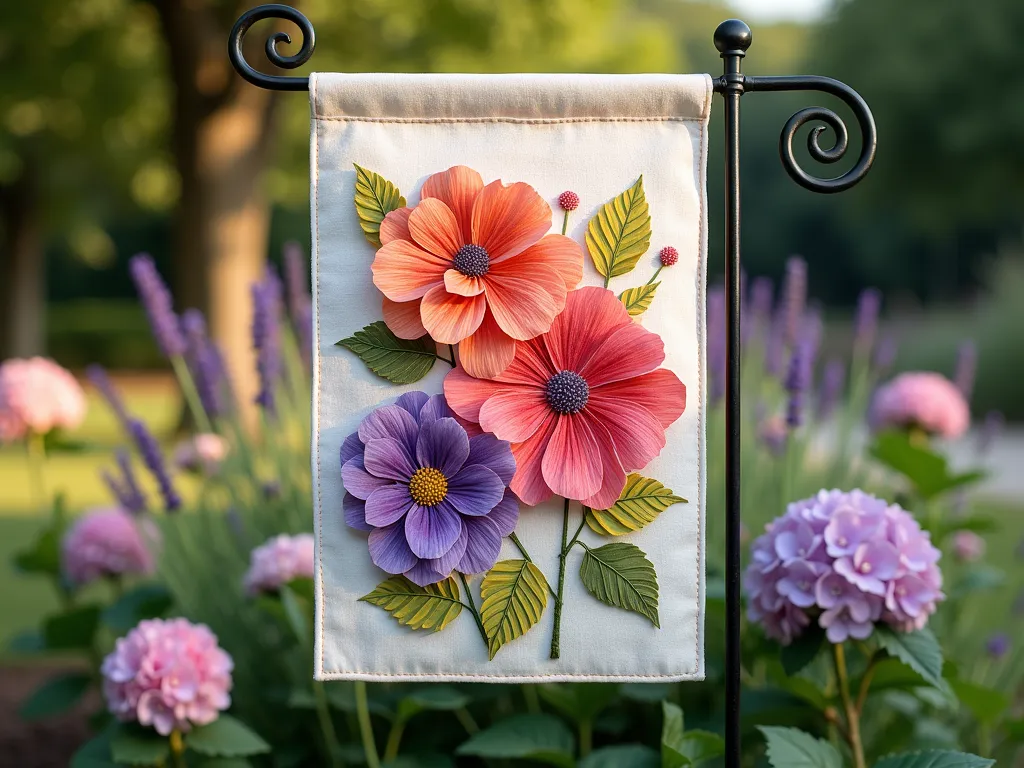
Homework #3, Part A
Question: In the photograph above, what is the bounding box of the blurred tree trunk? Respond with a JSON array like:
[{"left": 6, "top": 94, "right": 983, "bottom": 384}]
[
  {"left": 0, "top": 172, "right": 44, "bottom": 359},
  {"left": 155, "top": 0, "right": 279, "bottom": 427}
]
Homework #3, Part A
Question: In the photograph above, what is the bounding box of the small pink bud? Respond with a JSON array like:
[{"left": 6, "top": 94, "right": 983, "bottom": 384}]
[
  {"left": 558, "top": 191, "right": 580, "bottom": 212},
  {"left": 659, "top": 246, "right": 679, "bottom": 267}
]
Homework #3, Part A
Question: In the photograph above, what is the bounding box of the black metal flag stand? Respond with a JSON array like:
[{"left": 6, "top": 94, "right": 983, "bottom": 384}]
[{"left": 228, "top": 8, "right": 877, "bottom": 765}]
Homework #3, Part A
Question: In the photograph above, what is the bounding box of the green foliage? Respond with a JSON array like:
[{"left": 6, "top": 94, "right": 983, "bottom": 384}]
[
  {"left": 538, "top": 683, "right": 619, "bottom": 724},
  {"left": 661, "top": 702, "right": 724, "bottom": 767},
  {"left": 579, "top": 542, "right": 660, "bottom": 627},
  {"left": 18, "top": 671, "right": 92, "bottom": 721},
  {"left": 585, "top": 474, "right": 686, "bottom": 536},
  {"left": 455, "top": 714, "right": 575, "bottom": 767},
  {"left": 619, "top": 281, "right": 661, "bottom": 317},
  {"left": 353, "top": 164, "right": 406, "bottom": 248},
  {"left": 337, "top": 322, "right": 440, "bottom": 384},
  {"left": 758, "top": 726, "right": 842, "bottom": 768},
  {"left": 585, "top": 176, "right": 651, "bottom": 282},
  {"left": 109, "top": 724, "right": 170, "bottom": 766},
  {"left": 581, "top": 744, "right": 659, "bottom": 767},
  {"left": 780, "top": 626, "right": 825, "bottom": 676},
  {"left": 359, "top": 575, "right": 463, "bottom": 632},
  {"left": 872, "top": 751, "right": 995, "bottom": 768},
  {"left": 876, "top": 627, "right": 951, "bottom": 696},
  {"left": 101, "top": 583, "right": 173, "bottom": 633},
  {"left": 43, "top": 604, "right": 101, "bottom": 651},
  {"left": 186, "top": 715, "right": 271, "bottom": 758},
  {"left": 869, "top": 431, "right": 985, "bottom": 502}
]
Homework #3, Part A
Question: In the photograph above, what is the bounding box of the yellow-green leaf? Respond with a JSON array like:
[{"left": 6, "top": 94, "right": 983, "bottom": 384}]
[
  {"left": 585, "top": 176, "right": 651, "bottom": 281},
  {"left": 336, "top": 321, "right": 438, "bottom": 385},
  {"left": 579, "top": 542, "right": 660, "bottom": 627},
  {"left": 480, "top": 560, "right": 549, "bottom": 660},
  {"left": 619, "top": 282, "right": 661, "bottom": 317},
  {"left": 586, "top": 474, "right": 686, "bottom": 536},
  {"left": 353, "top": 164, "right": 406, "bottom": 248},
  {"left": 359, "top": 575, "right": 462, "bottom": 632}
]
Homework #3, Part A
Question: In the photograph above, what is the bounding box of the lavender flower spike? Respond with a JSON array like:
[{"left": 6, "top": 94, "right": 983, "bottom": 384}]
[
  {"left": 182, "top": 309, "right": 228, "bottom": 420},
  {"left": 87, "top": 365, "right": 129, "bottom": 428},
  {"left": 784, "top": 341, "right": 812, "bottom": 429},
  {"left": 251, "top": 269, "right": 284, "bottom": 415},
  {"left": 283, "top": 242, "right": 313, "bottom": 369},
  {"left": 128, "top": 418, "right": 181, "bottom": 511},
  {"left": 782, "top": 256, "right": 807, "bottom": 347},
  {"left": 113, "top": 448, "right": 147, "bottom": 514},
  {"left": 853, "top": 287, "right": 882, "bottom": 356},
  {"left": 817, "top": 359, "right": 846, "bottom": 421},
  {"left": 129, "top": 254, "right": 186, "bottom": 358}
]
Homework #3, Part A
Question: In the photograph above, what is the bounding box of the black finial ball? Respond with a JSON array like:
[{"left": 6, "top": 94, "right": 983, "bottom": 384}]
[{"left": 714, "top": 19, "right": 752, "bottom": 54}]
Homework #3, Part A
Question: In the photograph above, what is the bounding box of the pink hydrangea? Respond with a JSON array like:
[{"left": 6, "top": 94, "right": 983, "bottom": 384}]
[
  {"left": 872, "top": 372, "right": 969, "bottom": 439},
  {"left": 102, "top": 618, "right": 233, "bottom": 735},
  {"left": 173, "top": 433, "right": 229, "bottom": 474},
  {"left": 243, "top": 533, "right": 315, "bottom": 596},
  {"left": 0, "top": 357, "right": 86, "bottom": 442},
  {"left": 745, "top": 489, "right": 944, "bottom": 645},
  {"left": 61, "top": 507, "right": 157, "bottom": 586},
  {"left": 951, "top": 530, "right": 985, "bottom": 562}
]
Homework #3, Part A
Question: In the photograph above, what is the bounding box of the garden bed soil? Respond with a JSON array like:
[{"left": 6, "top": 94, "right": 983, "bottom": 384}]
[{"left": 1, "top": 663, "right": 93, "bottom": 767}]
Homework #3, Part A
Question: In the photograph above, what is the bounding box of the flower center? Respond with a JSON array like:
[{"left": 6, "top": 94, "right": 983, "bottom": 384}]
[
  {"left": 453, "top": 244, "right": 490, "bottom": 277},
  {"left": 546, "top": 370, "right": 590, "bottom": 414},
  {"left": 408, "top": 467, "right": 448, "bottom": 507},
  {"left": 859, "top": 562, "right": 872, "bottom": 574}
]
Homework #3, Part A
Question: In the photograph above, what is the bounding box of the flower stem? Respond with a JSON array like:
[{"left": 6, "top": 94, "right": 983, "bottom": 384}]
[
  {"left": 170, "top": 354, "right": 214, "bottom": 434},
  {"left": 25, "top": 432, "right": 48, "bottom": 512},
  {"left": 561, "top": 211, "right": 569, "bottom": 236},
  {"left": 169, "top": 730, "right": 187, "bottom": 768},
  {"left": 455, "top": 707, "right": 480, "bottom": 735},
  {"left": 354, "top": 681, "right": 381, "bottom": 768},
  {"left": 313, "top": 681, "right": 345, "bottom": 768},
  {"left": 646, "top": 265, "right": 663, "bottom": 286},
  {"left": 603, "top": 274, "right": 610, "bottom": 289},
  {"left": 522, "top": 684, "right": 541, "bottom": 714},
  {"left": 383, "top": 718, "right": 406, "bottom": 763},
  {"left": 550, "top": 498, "right": 570, "bottom": 659},
  {"left": 833, "top": 644, "right": 866, "bottom": 768},
  {"left": 579, "top": 719, "right": 593, "bottom": 757},
  {"left": 459, "top": 572, "right": 489, "bottom": 646}
]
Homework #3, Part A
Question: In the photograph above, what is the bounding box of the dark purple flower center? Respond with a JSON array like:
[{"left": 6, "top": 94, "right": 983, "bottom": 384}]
[
  {"left": 453, "top": 244, "right": 490, "bottom": 277},
  {"left": 546, "top": 370, "right": 590, "bottom": 414},
  {"left": 408, "top": 467, "right": 448, "bottom": 506}
]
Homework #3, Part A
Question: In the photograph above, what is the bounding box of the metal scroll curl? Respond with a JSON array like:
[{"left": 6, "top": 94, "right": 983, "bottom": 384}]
[
  {"left": 228, "top": 4, "right": 316, "bottom": 92},
  {"left": 742, "top": 75, "right": 877, "bottom": 193}
]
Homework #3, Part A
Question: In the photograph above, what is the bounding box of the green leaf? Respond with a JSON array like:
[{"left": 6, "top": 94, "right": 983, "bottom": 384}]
[
  {"left": 6, "top": 629, "right": 46, "bottom": 654},
  {"left": 674, "top": 731, "right": 725, "bottom": 766},
  {"left": 102, "top": 583, "right": 173, "bottom": 633},
  {"left": 537, "top": 683, "right": 619, "bottom": 724},
  {"left": 397, "top": 686, "right": 471, "bottom": 721},
  {"left": 13, "top": 521, "right": 64, "bottom": 577},
  {"left": 186, "top": 715, "right": 271, "bottom": 758},
  {"left": 950, "top": 679, "right": 1009, "bottom": 725},
  {"left": 870, "top": 431, "right": 986, "bottom": 500},
  {"left": 195, "top": 761, "right": 254, "bottom": 768},
  {"left": 876, "top": 627, "right": 951, "bottom": 695},
  {"left": 110, "top": 723, "right": 171, "bottom": 765},
  {"left": 280, "top": 581, "right": 313, "bottom": 646},
  {"left": 586, "top": 176, "right": 652, "bottom": 280},
  {"left": 336, "top": 321, "right": 438, "bottom": 385},
  {"left": 479, "top": 559, "right": 549, "bottom": 659},
  {"left": 382, "top": 755, "right": 455, "bottom": 768},
  {"left": 949, "top": 566, "right": 1004, "bottom": 599},
  {"left": 353, "top": 163, "right": 406, "bottom": 248},
  {"left": 582, "top": 744, "right": 660, "bottom": 768},
  {"left": 43, "top": 604, "right": 102, "bottom": 650},
  {"left": 619, "top": 282, "right": 661, "bottom": 317},
  {"left": 359, "top": 575, "right": 463, "bottom": 632},
  {"left": 19, "top": 671, "right": 92, "bottom": 720},
  {"left": 661, "top": 701, "right": 686, "bottom": 768},
  {"left": 758, "top": 726, "right": 842, "bottom": 768},
  {"left": 872, "top": 751, "right": 995, "bottom": 768},
  {"left": 70, "top": 726, "right": 119, "bottom": 768},
  {"left": 456, "top": 713, "right": 575, "bottom": 768},
  {"left": 579, "top": 542, "right": 660, "bottom": 627},
  {"left": 780, "top": 626, "right": 824, "bottom": 676},
  {"left": 586, "top": 474, "right": 686, "bottom": 536}
]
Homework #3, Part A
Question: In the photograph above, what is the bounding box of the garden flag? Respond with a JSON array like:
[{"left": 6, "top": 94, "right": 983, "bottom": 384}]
[{"left": 310, "top": 73, "right": 711, "bottom": 682}]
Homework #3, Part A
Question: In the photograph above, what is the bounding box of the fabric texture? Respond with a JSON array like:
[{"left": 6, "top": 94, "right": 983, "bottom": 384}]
[{"left": 311, "top": 72, "right": 712, "bottom": 682}]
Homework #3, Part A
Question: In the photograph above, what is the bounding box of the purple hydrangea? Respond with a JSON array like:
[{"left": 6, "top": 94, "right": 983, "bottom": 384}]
[
  {"left": 129, "top": 254, "right": 186, "bottom": 359},
  {"left": 745, "top": 489, "right": 944, "bottom": 645},
  {"left": 342, "top": 391, "right": 519, "bottom": 586}
]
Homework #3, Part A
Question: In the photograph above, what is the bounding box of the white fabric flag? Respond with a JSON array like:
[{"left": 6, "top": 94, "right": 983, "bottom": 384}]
[{"left": 311, "top": 73, "right": 711, "bottom": 682}]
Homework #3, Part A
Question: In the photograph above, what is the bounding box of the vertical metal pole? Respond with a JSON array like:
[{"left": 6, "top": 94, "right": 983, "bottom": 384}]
[{"left": 714, "top": 19, "right": 752, "bottom": 768}]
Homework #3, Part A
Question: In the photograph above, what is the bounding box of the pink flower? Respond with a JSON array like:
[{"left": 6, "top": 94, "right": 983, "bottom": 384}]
[
  {"left": 173, "top": 433, "right": 229, "bottom": 474},
  {"left": 745, "top": 489, "right": 944, "bottom": 645},
  {"left": 951, "top": 530, "right": 985, "bottom": 562},
  {"left": 557, "top": 191, "right": 580, "bottom": 212},
  {"left": 444, "top": 287, "right": 686, "bottom": 509},
  {"left": 62, "top": 507, "right": 157, "bottom": 587},
  {"left": 243, "top": 534, "right": 315, "bottom": 595},
  {"left": 659, "top": 246, "right": 679, "bottom": 267},
  {"left": 0, "top": 357, "right": 86, "bottom": 442},
  {"left": 872, "top": 372, "right": 969, "bottom": 439},
  {"left": 102, "top": 618, "right": 233, "bottom": 735}
]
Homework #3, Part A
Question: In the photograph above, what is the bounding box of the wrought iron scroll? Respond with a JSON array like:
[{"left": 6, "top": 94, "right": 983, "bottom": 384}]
[{"left": 227, "top": 10, "right": 877, "bottom": 768}]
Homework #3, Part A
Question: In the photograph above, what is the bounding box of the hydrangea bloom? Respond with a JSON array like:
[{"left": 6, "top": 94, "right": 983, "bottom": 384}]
[
  {"left": 342, "top": 391, "right": 518, "bottom": 586},
  {"left": 0, "top": 357, "right": 86, "bottom": 442},
  {"left": 102, "top": 618, "right": 232, "bottom": 735},
  {"left": 244, "top": 534, "right": 315, "bottom": 595},
  {"left": 745, "top": 489, "right": 944, "bottom": 644},
  {"left": 872, "top": 372, "right": 969, "bottom": 439},
  {"left": 173, "top": 433, "right": 230, "bottom": 475},
  {"left": 61, "top": 507, "right": 156, "bottom": 586},
  {"left": 951, "top": 530, "right": 985, "bottom": 562}
]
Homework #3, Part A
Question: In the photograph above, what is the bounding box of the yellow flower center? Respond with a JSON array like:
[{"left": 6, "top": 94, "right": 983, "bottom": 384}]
[{"left": 408, "top": 467, "right": 448, "bottom": 507}]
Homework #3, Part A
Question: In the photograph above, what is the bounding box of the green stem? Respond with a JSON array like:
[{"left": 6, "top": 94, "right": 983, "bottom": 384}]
[
  {"left": 833, "top": 644, "right": 866, "bottom": 768},
  {"left": 169, "top": 730, "right": 187, "bottom": 768},
  {"left": 579, "top": 719, "right": 593, "bottom": 757},
  {"left": 354, "top": 681, "right": 381, "bottom": 768},
  {"left": 561, "top": 210, "right": 569, "bottom": 236},
  {"left": 603, "top": 274, "right": 610, "bottom": 289},
  {"left": 170, "top": 354, "right": 214, "bottom": 434},
  {"left": 383, "top": 718, "right": 406, "bottom": 763},
  {"left": 522, "top": 685, "right": 541, "bottom": 714},
  {"left": 455, "top": 707, "right": 480, "bottom": 735},
  {"left": 459, "top": 572, "right": 489, "bottom": 646},
  {"left": 550, "top": 498, "right": 570, "bottom": 659},
  {"left": 566, "top": 511, "right": 587, "bottom": 552},
  {"left": 645, "top": 265, "right": 663, "bottom": 286},
  {"left": 313, "top": 681, "right": 345, "bottom": 768},
  {"left": 25, "top": 432, "right": 48, "bottom": 512}
]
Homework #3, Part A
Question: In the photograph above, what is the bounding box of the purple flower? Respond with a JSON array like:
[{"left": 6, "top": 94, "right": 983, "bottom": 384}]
[
  {"left": 817, "top": 359, "right": 845, "bottom": 421},
  {"left": 854, "top": 288, "right": 881, "bottom": 356},
  {"left": 986, "top": 633, "right": 1010, "bottom": 659},
  {"left": 129, "top": 254, "right": 186, "bottom": 359},
  {"left": 87, "top": 365, "right": 129, "bottom": 429},
  {"left": 102, "top": 449, "right": 147, "bottom": 515},
  {"left": 128, "top": 418, "right": 181, "bottom": 512},
  {"left": 950, "top": 530, "right": 985, "bottom": 562},
  {"left": 954, "top": 340, "right": 977, "bottom": 402},
  {"left": 744, "top": 489, "right": 944, "bottom": 645},
  {"left": 251, "top": 270, "right": 284, "bottom": 415},
  {"left": 342, "top": 391, "right": 518, "bottom": 586},
  {"left": 182, "top": 310, "right": 230, "bottom": 420},
  {"left": 782, "top": 256, "right": 807, "bottom": 347},
  {"left": 764, "top": 318, "right": 786, "bottom": 378},
  {"left": 873, "top": 334, "right": 898, "bottom": 374},
  {"left": 282, "top": 242, "right": 313, "bottom": 369},
  {"left": 745, "top": 276, "right": 774, "bottom": 344},
  {"left": 784, "top": 341, "right": 812, "bottom": 429}
]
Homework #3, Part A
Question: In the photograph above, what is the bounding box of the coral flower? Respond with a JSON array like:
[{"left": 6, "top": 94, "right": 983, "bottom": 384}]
[
  {"left": 443, "top": 287, "right": 687, "bottom": 509},
  {"left": 372, "top": 166, "right": 583, "bottom": 379}
]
